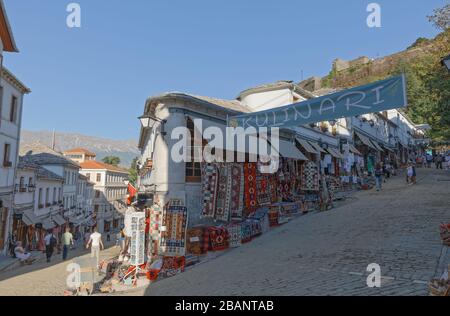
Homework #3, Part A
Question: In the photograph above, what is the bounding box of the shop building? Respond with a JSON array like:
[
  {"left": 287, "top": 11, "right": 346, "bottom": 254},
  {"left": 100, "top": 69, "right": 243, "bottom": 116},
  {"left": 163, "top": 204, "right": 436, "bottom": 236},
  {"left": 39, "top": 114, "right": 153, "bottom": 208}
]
[
  {"left": 79, "top": 160, "right": 129, "bottom": 234},
  {"left": 0, "top": 68, "right": 30, "bottom": 254}
]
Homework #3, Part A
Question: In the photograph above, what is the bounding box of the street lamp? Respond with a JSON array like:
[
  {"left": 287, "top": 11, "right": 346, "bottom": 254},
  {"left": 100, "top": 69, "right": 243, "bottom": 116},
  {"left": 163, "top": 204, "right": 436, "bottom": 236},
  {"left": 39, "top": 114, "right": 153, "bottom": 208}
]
[
  {"left": 442, "top": 54, "right": 450, "bottom": 72},
  {"left": 138, "top": 115, "right": 167, "bottom": 135}
]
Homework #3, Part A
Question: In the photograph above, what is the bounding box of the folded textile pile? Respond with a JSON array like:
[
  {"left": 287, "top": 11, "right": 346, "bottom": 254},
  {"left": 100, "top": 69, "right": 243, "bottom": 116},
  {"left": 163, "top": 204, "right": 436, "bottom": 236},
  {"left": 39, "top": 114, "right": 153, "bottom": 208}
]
[
  {"left": 226, "top": 222, "right": 242, "bottom": 248},
  {"left": 186, "top": 226, "right": 209, "bottom": 255},
  {"left": 208, "top": 226, "right": 230, "bottom": 251},
  {"left": 159, "top": 256, "right": 185, "bottom": 279}
]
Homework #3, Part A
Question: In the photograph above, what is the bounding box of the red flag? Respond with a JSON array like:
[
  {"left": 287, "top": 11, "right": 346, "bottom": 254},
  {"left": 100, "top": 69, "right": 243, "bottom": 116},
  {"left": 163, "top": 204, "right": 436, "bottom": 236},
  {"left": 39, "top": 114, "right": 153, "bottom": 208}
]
[{"left": 127, "top": 183, "right": 137, "bottom": 205}]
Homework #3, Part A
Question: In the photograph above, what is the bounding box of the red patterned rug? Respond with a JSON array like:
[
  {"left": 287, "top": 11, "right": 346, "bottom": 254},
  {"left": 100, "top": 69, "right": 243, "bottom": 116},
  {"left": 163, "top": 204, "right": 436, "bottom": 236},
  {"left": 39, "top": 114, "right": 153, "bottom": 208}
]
[
  {"left": 215, "top": 164, "right": 231, "bottom": 222},
  {"left": 229, "top": 164, "right": 244, "bottom": 221},
  {"left": 160, "top": 205, "right": 188, "bottom": 257},
  {"left": 202, "top": 164, "right": 219, "bottom": 218},
  {"left": 244, "top": 163, "right": 258, "bottom": 217},
  {"left": 208, "top": 226, "right": 230, "bottom": 251}
]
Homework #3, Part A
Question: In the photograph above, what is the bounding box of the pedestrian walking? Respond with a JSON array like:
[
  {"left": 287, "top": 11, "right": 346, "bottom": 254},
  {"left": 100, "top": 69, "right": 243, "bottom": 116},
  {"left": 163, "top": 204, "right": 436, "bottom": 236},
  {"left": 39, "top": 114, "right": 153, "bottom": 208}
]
[
  {"left": 374, "top": 163, "right": 383, "bottom": 191},
  {"left": 406, "top": 163, "right": 414, "bottom": 185},
  {"left": 44, "top": 230, "right": 57, "bottom": 263},
  {"left": 86, "top": 227, "right": 104, "bottom": 269},
  {"left": 62, "top": 227, "right": 74, "bottom": 261}
]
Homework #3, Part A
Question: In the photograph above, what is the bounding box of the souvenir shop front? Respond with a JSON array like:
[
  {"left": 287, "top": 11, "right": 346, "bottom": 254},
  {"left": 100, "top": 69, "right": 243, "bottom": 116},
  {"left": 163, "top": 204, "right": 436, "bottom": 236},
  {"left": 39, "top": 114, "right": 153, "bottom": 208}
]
[
  {"left": 131, "top": 135, "right": 348, "bottom": 284},
  {"left": 354, "top": 131, "right": 383, "bottom": 174}
]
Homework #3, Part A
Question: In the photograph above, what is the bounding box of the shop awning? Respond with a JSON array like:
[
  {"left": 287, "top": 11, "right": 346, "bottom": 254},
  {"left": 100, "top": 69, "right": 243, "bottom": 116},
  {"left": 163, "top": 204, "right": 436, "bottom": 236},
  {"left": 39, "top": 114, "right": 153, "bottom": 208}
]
[
  {"left": 22, "top": 209, "right": 40, "bottom": 226},
  {"left": 370, "top": 140, "right": 384, "bottom": 152},
  {"left": 42, "top": 218, "right": 56, "bottom": 230},
  {"left": 355, "top": 131, "right": 378, "bottom": 151},
  {"left": 278, "top": 140, "right": 308, "bottom": 160},
  {"left": 383, "top": 144, "right": 395, "bottom": 153},
  {"left": 308, "top": 141, "right": 326, "bottom": 153},
  {"left": 348, "top": 144, "right": 362, "bottom": 156},
  {"left": 296, "top": 138, "right": 319, "bottom": 154},
  {"left": 326, "top": 147, "right": 344, "bottom": 159},
  {"left": 53, "top": 214, "right": 66, "bottom": 226}
]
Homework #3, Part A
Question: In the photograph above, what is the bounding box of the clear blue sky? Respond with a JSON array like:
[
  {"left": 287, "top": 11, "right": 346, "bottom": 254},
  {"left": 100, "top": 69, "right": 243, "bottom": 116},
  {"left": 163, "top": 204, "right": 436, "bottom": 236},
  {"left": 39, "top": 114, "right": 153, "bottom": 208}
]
[{"left": 3, "top": 0, "right": 446, "bottom": 140}]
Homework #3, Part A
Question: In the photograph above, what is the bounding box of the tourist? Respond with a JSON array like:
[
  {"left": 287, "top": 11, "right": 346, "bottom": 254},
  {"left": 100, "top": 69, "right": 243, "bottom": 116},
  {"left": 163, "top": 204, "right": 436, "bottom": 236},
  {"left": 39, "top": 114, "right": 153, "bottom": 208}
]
[
  {"left": 86, "top": 227, "right": 104, "bottom": 269},
  {"left": 374, "top": 163, "right": 383, "bottom": 191},
  {"left": 406, "top": 163, "right": 414, "bottom": 185},
  {"left": 14, "top": 241, "right": 34, "bottom": 265},
  {"left": 62, "top": 227, "right": 74, "bottom": 261},
  {"left": 44, "top": 230, "right": 57, "bottom": 263},
  {"left": 435, "top": 154, "right": 443, "bottom": 170},
  {"left": 426, "top": 153, "right": 433, "bottom": 168}
]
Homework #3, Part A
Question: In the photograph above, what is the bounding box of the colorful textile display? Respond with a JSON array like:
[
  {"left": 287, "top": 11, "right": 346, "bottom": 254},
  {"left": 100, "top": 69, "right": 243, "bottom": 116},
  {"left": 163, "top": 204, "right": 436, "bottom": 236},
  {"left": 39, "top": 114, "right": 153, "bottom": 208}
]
[
  {"left": 186, "top": 226, "right": 209, "bottom": 255},
  {"left": 225, "top": 222, "right": 242, "bottom": 248},
  {"left": 249, "top": 207, "right": 270, "bottom": 234},
  {"left": 215, "top": 164, "right": 231, "bottom": 222},
  {"left": 268, "top": 205, "right": 280, "bottom": 227},
  {"left": 241, "top": 220, "right": 253, "bottom": 243},
  {"left": 202, "top": 164, "right": 219, "bottom": 218},
  {"left": 269, "top": 174, "right": 279, "bottom": 203},
  {"left": 256, "top": 173, "right": 271, "bottom": 206},
  {"left": 185, "top": 254, "right": 200, "bottom": 267},
  {"left": 244, "top": 163, "right": 258, "bottom": 216},
  {"left": 159, "top": 256, "right": 186, "bottom": 279},
  {"left": 148, "top": 204, "right": 163, "bottom": 259},
  {"left": 229, "top": 164, "right": 245, "bottom": 221},
  {"left": 208, "top": 227, "right": 230, "bottom": 251},
  {"left": 160, "top": 205, "right": 188, "bottom": 257},
  {"left": 301, "top": 161, "right": 320, "bottom": 191}
]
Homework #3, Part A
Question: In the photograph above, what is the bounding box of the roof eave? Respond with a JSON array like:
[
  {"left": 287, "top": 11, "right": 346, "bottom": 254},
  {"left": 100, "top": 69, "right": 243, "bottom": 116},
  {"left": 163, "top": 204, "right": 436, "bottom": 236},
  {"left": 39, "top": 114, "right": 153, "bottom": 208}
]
[{"left": 0, "top": 0, "right": 19, "bottom": 53}]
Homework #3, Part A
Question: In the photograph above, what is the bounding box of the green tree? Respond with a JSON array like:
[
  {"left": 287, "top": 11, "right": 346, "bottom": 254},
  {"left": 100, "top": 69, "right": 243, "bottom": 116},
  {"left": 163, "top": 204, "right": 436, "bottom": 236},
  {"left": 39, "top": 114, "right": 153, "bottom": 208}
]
[
  {"left": 128, "top": 157, "right": 138, "bottom": 186},
  {"left": 102, "top": 156, "right": 121, "bottom": 166},
  {"left": 428, "top": 4, "right": 450, "bottom": 31}
]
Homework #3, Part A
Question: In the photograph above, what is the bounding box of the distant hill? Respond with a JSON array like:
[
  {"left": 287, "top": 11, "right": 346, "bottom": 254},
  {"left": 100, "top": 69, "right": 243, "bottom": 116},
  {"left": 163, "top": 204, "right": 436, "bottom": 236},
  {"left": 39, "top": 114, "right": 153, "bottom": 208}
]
[{"left": 20, "top": 130, "right": 140, "bottom": 168}]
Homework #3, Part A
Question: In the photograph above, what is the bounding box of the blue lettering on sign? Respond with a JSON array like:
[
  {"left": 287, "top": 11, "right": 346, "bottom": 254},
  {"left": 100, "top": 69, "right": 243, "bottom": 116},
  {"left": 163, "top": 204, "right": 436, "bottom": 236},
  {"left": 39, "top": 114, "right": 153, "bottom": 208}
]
[{"left": 228, "top": 75, "right": 407, "bottom": 129}]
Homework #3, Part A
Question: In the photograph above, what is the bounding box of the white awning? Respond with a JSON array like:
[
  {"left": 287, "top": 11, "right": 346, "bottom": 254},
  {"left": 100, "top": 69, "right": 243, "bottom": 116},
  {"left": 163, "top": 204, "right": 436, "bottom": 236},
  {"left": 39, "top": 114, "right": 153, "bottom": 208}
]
[
  {"left": 370, "top": 140, "right": 384, "bottom": 152},
  {"left": 53, "top": 214, "right": 66, "bottom": 226},
  {"left": 355, "top": 131, "right": 378, "bottom": 151},
  {"left": 296, "top": 138, "right": 319, "bottom": 154},
  {"left": 22, "top": 210, "right": 40, "bottom": 226},
  {"left": 278, "top": 140, "right": 308, "bottom": 160},
  {"left": 308, "top": 141, "right": 326, "bottom": 153},
  {"left": 348, "top": 144, "right": 362, "bottom": 156},
  {"left": 326, "top": 147, "right": 344, "bottom": 159},
  {"left": 42, "top": 219, "right": 56, "bottom": 230}
]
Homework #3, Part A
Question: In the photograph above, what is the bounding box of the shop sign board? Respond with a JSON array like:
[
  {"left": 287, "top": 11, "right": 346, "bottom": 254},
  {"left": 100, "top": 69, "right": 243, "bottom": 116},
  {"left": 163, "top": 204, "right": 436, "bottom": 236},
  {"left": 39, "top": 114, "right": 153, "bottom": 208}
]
[{"left": 228, "top": 75, "right": 407, "bottom": 129}]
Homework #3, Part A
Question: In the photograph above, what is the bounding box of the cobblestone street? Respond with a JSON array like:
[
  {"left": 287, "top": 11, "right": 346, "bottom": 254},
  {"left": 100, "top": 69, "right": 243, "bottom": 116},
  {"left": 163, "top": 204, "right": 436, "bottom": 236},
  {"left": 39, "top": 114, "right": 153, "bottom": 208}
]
[
  {"left": 131, "top": 168, "right": 448, "bottom": 296},
  {"left": 0, "top": 244, "right": 119, "bottom": 296},
  {"left": 0, "top": 168, "right": 448, "bottom": 296}
]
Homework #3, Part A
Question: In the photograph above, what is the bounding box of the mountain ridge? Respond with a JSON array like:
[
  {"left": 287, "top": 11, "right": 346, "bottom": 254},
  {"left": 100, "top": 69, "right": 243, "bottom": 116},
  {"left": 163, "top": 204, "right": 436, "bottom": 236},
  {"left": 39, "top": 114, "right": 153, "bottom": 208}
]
[{"left": 20, "top": 130, "right": 140, "bottom": 168}]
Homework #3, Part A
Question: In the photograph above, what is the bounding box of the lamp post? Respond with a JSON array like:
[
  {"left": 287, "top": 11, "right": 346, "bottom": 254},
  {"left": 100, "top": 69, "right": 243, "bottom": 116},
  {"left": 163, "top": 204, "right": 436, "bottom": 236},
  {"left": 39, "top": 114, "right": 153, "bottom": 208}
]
[
  {"left": 138, "top": 115, "right": 167, "bottom": 136},
  {"left": 442, "top": 54, "right": 450, "bottom": 72}
]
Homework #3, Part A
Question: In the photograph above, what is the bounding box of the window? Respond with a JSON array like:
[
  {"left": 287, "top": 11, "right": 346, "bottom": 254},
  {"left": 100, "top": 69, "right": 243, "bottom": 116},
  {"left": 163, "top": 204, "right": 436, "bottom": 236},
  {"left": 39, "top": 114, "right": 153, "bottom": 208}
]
[
  {"left": 45, "top": 188, "right": 49, "bottom": 206},
  {"left": 19, "top": 177, "right": 25, "bottom": 191},
  {"left": 94, "top": 205, "right": 99, "bottom": 212},
  {"left": 186, "top": 118, "right": 202, "bottom": 182},
  {"left": 95, "top": 190, "right": 100, "bottom": 198},
  {"left": 86, "top": 173, "right": 90, "bottom": 180},
  {"left": 28, "top": 177, "right": 33, "bottom": 187},
  {"left": 96, "top": 173, "right": 101, "bottom": 182},
  {"left": 58, "top": 188, "right": 62, "bottom": 202},
  {"left": 38, "top": 189, "right": 43, "bottom": 208},
  {"left": 9, "top": 95, "right": 17, "bottom": 123},
  {"left": 53, "top": 188, "right": 57, "bottom": 203},
  {"left": 3, "top": 144, "right": 11, "bottom": 167}
]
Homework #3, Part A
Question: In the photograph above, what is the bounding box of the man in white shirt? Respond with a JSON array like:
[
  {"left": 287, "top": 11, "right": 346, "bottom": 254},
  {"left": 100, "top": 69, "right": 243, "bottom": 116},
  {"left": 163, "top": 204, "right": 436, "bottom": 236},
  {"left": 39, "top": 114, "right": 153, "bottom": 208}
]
[{"left": 86, "top": 227, "right": 104, "bottom": 269}]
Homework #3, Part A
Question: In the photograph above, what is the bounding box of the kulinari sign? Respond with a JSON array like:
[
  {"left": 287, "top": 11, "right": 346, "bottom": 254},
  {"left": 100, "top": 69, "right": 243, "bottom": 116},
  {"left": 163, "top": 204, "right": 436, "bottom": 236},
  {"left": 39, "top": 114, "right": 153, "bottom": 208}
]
[{"left": 228, "top": 75, "right": 407, "bottom": 129}]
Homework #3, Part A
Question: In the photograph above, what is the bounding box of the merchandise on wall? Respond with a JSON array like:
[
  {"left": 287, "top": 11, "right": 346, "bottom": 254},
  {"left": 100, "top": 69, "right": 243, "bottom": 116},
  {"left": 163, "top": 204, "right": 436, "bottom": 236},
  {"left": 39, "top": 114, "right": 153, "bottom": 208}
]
[
  {"left": 201, "top": 164, "right": 219, "bottom": 219},
  {"left": 160, "top": 204, "right": 188, "bottom": 257}
]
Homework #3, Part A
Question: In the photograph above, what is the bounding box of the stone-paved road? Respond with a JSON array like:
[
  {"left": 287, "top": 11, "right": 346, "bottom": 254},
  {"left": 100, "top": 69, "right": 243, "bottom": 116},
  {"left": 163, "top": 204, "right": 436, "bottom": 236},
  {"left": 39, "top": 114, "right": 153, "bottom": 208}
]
[
  {"left": 0, "top": 243, "right": 120, "bottom": 296},
  {"left": 0, "top": 169, "right": 448, "bottom": 296},
  {"left": 129, "top": 168, "right": 448, "bottom": 296}
]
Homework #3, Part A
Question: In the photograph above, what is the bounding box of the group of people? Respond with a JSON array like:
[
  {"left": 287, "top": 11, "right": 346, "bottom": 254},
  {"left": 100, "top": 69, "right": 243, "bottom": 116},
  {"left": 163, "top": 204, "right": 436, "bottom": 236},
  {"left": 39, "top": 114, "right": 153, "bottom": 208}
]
[
  {"left": 13, "top": 227, "right": 105, "bottom": 269},
  {"left": 419, "top": 152, "right": 449, "bottom": 170}
]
